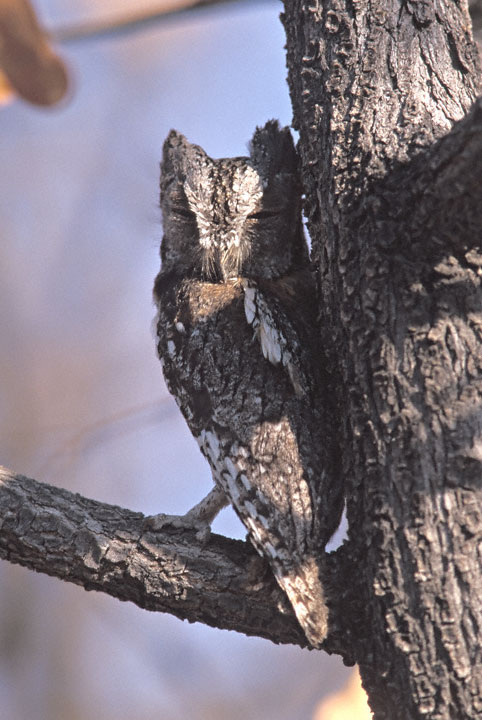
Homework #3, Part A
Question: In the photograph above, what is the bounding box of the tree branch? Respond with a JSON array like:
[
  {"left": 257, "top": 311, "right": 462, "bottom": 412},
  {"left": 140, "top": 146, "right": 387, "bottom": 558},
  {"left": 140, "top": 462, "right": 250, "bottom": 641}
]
[
  {"left": 52, "top": 0, "right": 269, "bottom": 44},
  {"left": 352, "top": 95, "right": 482, "bottom": 260},
  {"left": 404, "top": 96, "right": 482, "bottom": 256},
  {"left": 0, "top": 466, "right": 310, "bottom": 646}
]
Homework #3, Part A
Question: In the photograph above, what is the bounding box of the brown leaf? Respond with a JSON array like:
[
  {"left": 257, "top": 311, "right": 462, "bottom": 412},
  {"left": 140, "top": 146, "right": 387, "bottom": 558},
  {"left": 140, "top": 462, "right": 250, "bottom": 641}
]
[
  {"left": 0, "top": 0, "right": 68, "bottom": 105},
  {"left": 313, "top": 668, "right": 372, "bottom": 720},
  {"left": 0, "top": 67, "right": 13, "bottom": 104}
]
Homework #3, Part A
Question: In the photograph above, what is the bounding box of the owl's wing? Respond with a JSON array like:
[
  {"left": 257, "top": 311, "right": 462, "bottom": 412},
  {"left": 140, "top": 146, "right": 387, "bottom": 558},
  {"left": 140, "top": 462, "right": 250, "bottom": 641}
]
[
  {"left": 242, "top": 279, "right": 312, "bottom": 398},
  {"left": 156, "top": 277, "right": 339, "bottom": 648}
]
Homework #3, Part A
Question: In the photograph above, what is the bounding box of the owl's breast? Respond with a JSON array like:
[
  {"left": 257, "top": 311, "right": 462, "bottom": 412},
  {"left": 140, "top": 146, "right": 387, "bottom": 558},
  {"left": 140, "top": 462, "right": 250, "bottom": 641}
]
[
  {"left": 155, "top": 276, "right": 252, "bottom": 423},
  {"left": 156, "top": 274, "right": 306, "bottom": 430},
  {"left": 179, "top": 279, "right": 245, "bottom": 326},
  {"left": 157, "top": 277, "right": 248, "bottom": 346}
]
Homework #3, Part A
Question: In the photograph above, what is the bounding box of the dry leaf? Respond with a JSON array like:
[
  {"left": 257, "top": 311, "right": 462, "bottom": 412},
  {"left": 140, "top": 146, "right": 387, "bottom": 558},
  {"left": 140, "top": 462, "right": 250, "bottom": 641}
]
[
  {"left": 0, "top": 0, "right": 68, "bottom": 105},
  {"left": 314, "top": 668, "right": 372, "bottom": 720},
  {"left": 0, "top": 67, "right": 13, "bottom": 104}
]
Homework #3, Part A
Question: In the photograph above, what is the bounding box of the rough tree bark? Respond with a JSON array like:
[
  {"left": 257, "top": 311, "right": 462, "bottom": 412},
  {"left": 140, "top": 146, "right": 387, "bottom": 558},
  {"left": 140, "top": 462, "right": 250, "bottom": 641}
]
[
  {"left": 1, "top": 1, "right": 481, "bottom": 719},
  {"left": 281, "top": 0, "right": 482, "bottom": 717}
]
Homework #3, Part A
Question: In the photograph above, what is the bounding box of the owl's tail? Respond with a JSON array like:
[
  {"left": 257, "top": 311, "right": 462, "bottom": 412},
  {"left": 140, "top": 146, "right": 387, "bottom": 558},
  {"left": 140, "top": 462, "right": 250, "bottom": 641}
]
[{"left": 275, "top": 556, "right": 329, "bottom": 649}]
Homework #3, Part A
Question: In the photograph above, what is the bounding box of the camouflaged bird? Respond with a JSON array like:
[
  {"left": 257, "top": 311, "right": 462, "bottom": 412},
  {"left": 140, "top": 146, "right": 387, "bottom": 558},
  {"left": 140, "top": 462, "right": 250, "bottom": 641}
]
[{"left": 148, "top": 121, "right": 343, "bottom": 648}]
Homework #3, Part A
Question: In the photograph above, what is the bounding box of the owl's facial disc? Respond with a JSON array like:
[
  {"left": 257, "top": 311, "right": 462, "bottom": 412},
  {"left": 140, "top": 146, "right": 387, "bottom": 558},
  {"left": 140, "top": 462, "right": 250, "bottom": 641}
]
[{"left": 183, "top": 159, "right": 264, "bottom": 281}]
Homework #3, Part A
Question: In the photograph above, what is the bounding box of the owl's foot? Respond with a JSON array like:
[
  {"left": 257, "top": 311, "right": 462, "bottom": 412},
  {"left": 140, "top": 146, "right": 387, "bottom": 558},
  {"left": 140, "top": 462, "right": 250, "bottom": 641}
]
[
  {"left": 144, "top": 511, "right": 212, "bottom": 543},
  {"left": 144, "top": 485, "right": 228, "bottom": 544}
]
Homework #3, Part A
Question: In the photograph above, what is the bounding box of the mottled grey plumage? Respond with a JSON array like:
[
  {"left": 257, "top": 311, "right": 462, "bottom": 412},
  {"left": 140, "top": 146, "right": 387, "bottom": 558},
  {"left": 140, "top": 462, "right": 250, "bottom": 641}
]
[{"left": 151, "top": 121, "right": 343, "bottom": 648}]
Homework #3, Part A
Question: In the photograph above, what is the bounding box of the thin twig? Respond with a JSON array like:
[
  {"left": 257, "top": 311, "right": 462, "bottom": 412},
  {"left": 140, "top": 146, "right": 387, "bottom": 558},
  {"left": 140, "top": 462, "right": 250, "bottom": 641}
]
[{"left": 51, "top": 0, "right": 270, "bottom": 44}]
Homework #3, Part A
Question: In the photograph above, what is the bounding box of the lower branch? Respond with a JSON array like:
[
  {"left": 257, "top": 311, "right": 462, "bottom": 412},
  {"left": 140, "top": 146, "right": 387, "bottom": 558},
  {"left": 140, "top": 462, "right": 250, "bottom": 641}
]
[{"left": 0, "top": 466, "right": 310, "bottom": 646}]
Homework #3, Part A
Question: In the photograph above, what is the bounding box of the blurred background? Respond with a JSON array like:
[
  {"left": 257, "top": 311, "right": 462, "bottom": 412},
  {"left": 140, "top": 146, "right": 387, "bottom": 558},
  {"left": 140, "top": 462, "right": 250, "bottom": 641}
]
[{"left": 0, "top": 1, "right": 377, "bottom": 718}]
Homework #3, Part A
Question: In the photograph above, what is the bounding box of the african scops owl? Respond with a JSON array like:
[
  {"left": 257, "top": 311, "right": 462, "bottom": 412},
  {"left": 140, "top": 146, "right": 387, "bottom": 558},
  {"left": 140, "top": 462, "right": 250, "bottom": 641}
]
[{"left": 150, "top": 121, "right": 342, "bottom": 648}]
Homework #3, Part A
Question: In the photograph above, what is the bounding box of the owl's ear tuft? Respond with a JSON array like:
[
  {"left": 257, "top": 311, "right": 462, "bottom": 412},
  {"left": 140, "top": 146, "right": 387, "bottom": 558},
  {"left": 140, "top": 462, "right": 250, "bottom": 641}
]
[
  {"left": 161, "top": 130, "right": 207, "bottom": 189},
  {"left": 249, "top": 120, "right": 298, "bottom": 180}
]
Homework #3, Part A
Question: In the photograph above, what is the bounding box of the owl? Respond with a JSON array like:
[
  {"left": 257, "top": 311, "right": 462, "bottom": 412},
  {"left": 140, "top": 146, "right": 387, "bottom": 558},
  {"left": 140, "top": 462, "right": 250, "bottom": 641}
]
[{"left": 149, "top": 121, "right": 343, "bottom": 649}]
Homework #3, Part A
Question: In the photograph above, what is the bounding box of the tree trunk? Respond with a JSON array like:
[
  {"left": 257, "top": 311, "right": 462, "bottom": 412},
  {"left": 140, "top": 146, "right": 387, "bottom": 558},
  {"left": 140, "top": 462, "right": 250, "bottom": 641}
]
[{"left": 282, "top": 0, "right": 482, "bottom": 717}]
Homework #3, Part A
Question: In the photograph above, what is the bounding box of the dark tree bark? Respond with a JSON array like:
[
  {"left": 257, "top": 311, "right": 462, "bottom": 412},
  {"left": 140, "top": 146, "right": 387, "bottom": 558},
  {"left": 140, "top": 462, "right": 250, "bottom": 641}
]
[
  {"left": 1, "top": 1, "right": 482, "bottom": 718},
  {"left": 281, "top": 0, "right": 482, "bottom": 717},
  {"left": 0, "top": 466, "right": 353, "bottom": 654},
  {"left": 0, "top": 467, "right": 304, "bottom": 645}
]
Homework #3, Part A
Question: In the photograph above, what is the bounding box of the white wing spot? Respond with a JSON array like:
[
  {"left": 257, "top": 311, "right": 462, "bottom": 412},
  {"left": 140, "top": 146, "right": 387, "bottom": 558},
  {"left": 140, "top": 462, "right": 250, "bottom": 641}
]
[
  {"left": 197, "top": 429, "right": 221, "bottom": 467},
  {"left": 239, "top": 473, "right": 251, "bottom": 490},
  {"left": 242, "top": 281, "right": 308, "bottom": 397},
  {"left": 257, "top": 514, "right": 270, "bottom": 529},
  {"left": 243, "top": 285, "right": 257, "bottom": 325},
  {"left": 264, "top": 542, "right": 278, "bottom": 559},
  {"left": 222, "top": 466, "right": 241, "bottom": 502},
  {"left": 205, "top": 431, "right": 221, "bottom": 461},
  {"left": 245, "top": 517, "right": 262, "bottom": 544},
  {"left": 175, "top": 321, "right": 186, "bottom": 333},
  {"left": 244, "top": 500, "right": 258, "bottom": 518},
  {"left": 242, "top": 281, "right": 284, "bottom": 367},
  {"left": 224, "top": 456, "right": 238, "bottom": 480},
  {"left": 259, "top": 318, "right": 282, "bottom": 364},
  {"left": 286, "top": 362, "right": 304, "bottom": 397},
  {"left": 224, "top": 476, "right": 240, "bottom": 502},
  {"left": 167, "top": 340, "right": 176, "bottom": 356}
]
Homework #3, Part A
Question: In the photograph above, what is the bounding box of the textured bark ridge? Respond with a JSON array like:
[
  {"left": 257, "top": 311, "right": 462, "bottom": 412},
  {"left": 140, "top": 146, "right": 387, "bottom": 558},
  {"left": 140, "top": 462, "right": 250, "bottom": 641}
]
[
  {"left": 0, "top": 466, "right": 353, "bottom": 654},
  {"left": 0, "top": 467, "right": 307, "bottom": 645},
  {"left": 282, "top": 0, "right": 482, "bottom": 717}
]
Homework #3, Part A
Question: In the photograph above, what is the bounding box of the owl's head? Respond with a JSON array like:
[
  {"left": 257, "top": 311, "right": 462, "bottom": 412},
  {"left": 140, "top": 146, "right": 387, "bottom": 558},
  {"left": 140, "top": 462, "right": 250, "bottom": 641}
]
[{"left": 159, "top": 121, "right": 308, "bottom": 281}]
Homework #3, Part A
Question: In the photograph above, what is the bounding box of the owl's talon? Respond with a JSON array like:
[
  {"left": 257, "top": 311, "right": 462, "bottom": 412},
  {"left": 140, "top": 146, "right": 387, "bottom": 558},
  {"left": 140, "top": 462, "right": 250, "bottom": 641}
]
[
  {"left": 144, "top": 487, "right": 227, "bottom": 544},
  {"left": 194, "top": 524, "right": 211, "bottom": 544},
  {"left": 143, "top": 512, "right": 211, "bottom": 543}
]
